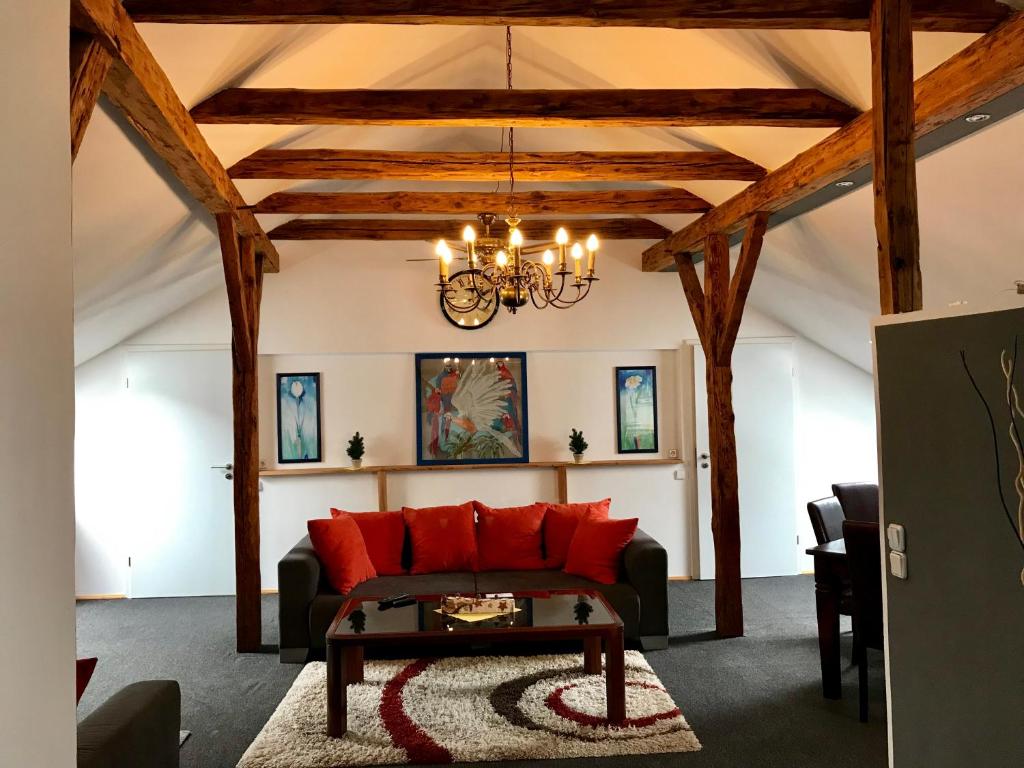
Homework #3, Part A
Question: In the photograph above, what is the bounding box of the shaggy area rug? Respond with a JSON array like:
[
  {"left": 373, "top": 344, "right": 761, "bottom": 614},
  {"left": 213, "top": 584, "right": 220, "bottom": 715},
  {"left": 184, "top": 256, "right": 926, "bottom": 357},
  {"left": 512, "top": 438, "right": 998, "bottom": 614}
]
[{"left": 238, "top": 652, "right": 701, "bottom": 766}]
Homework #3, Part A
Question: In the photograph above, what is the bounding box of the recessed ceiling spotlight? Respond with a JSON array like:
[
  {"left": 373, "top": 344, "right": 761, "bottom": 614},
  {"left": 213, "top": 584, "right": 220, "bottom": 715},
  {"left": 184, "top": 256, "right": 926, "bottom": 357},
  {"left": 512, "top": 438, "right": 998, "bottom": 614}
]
[
  {"left": 835, "top": 180, "right": 855, "bottom": 188},
  {"left": 965, "top": 113, "right": 991, "bottom": 123}
]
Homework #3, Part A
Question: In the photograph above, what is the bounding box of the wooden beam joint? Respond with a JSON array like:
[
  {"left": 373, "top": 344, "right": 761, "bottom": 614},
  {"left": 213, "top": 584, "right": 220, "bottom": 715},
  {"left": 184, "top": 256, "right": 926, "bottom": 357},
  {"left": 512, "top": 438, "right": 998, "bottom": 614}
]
[
  {"left": 215, "top": 211, "right": 263, "bottom": 653},
  {"left": 674, "top": 215, "right": 768, "bottom": 638},
  {"left": 642, "top": 10, "right": 1024, "bottom": 272},
  {"left": 871, "top": 0, "right": 922, "bottom": 313}
]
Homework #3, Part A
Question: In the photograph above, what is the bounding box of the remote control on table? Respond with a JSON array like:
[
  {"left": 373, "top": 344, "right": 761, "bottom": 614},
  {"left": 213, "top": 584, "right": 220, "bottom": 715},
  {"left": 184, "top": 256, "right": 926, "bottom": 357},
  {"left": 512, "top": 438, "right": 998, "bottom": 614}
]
[{"left": 377, "top": 594, "right": 415, "bottom": 610}]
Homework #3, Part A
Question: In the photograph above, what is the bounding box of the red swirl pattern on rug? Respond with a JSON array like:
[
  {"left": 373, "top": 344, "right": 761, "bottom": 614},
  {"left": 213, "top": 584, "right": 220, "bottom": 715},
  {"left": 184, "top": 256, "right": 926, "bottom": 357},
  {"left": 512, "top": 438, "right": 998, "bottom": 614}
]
[
  {"left": 379, "top": 658, "right": 453, "bottom": 764},
  {"left": 544, "top": 680, "right": 681, "bottom": 729},
  {"left": 237, "top": 652, "right": 701, "bottom": 767}
]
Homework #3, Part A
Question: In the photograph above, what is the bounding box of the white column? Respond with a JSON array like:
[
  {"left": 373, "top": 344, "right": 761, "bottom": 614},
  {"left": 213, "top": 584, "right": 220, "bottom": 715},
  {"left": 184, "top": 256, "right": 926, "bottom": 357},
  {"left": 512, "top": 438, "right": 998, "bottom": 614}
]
[{"left": 0, "top": 1, "right": 76, "bottom": 765}]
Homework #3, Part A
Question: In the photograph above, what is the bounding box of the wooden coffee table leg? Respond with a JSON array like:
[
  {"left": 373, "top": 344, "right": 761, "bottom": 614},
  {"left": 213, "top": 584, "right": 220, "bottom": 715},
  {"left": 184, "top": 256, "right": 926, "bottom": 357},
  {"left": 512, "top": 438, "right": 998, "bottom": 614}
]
[
  {"left": 327, "top": 641, "right": 347, "bottom": 738},
  {"left": 605, "top": 626, "right": 626, "bottom": 724},
  {"left": 346, "top": 645, "right": 364, "bottom": 684},
  {"left": 583, "top": 636, "right": 602, "bottom": 674}
]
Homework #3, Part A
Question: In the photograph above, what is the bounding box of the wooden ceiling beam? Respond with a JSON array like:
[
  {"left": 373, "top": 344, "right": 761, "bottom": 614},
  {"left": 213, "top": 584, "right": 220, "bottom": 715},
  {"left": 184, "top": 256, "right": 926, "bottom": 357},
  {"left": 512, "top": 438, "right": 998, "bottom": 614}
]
[
  {"left": 268, "top": 218, "right": 670, "bottom": 241},
  {"left": 192, "top": 88, "right": 859, "bottom": 128},
  {"left": 70, "top": 0, "right": 280, "bottom": 272},
  {"left": 253, "top": 189, "right": 711, "bottom": 215},
  {"left": 231, "top": 150, "right": 766, "bottom": 182},
  {"left": 124, "top": 1, "right": 1010, "bottom": 33},
  {"left": 70, "top": 31, "right": 112, "bottom": 162},
  {"left": 642, "top": 9, "right": 1024, "bottom": 272},
  {"left": 871, "top": 0, "right": 922, "bottom": 314}
]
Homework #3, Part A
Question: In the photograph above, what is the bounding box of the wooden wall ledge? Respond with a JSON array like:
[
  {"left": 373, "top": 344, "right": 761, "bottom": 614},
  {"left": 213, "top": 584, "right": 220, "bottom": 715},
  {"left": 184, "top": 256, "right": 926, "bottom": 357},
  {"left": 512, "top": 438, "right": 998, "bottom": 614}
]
[
  {"left": 260, "top": 458, "right": 681, "bottom": 477},
  {"left": 260, "top": 458, "right": 683, "bottom": 508}
]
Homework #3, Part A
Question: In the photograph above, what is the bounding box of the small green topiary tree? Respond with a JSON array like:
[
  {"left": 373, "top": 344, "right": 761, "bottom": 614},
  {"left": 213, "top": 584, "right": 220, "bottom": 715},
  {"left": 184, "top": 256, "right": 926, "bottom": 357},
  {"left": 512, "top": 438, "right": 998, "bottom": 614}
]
[
  {"left": 346, "top": 431, "right": 365, "bottom": 461},
  {"left": 568, "top": 428, "right": 588, "bottom": 455}
]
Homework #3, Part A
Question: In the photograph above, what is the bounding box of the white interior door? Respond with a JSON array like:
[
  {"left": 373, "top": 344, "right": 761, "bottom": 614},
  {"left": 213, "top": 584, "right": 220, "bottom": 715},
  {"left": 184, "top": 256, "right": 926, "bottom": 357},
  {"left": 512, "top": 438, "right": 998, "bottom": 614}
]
[
  {"left": 694, "top": 341, "right": 797, "bottom": 579},
  {"left": 126, "top": 349, "right": 236, "bottom": 597}
]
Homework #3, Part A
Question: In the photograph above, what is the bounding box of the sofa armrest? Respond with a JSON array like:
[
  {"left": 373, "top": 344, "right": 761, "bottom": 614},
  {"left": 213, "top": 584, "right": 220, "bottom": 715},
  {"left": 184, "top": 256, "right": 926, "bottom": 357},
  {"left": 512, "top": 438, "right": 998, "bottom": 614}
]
[
  {"left": 279, "top": 535, "right": 322, "bottom": 663},
  {"left": 78, "top": 680, "right": 181, "bottom": 768},
  {"left": 622, "top": 528, "right": 669, "bottom": 648}
]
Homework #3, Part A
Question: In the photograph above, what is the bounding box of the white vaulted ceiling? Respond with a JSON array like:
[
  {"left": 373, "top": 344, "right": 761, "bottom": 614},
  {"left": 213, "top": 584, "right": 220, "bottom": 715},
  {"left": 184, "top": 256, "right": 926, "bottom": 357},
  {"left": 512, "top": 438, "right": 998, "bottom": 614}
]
[{"left": 72, "top": 23, "right": 1024, "bottom": 366}]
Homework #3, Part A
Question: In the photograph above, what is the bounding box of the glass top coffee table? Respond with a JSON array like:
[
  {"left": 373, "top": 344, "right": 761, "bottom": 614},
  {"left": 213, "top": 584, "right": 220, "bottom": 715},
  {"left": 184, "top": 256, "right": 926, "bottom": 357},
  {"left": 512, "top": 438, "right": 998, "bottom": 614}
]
[{"left": 325, "top": 590, "right": 625, "bottom": 738}]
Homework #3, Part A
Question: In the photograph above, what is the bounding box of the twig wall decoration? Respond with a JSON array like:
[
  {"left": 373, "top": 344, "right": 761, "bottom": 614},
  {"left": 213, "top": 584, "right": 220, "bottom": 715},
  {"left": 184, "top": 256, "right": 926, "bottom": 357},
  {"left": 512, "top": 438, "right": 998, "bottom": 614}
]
[{"left": 961, "top": 336, "right": 1024, "bottom": 586}]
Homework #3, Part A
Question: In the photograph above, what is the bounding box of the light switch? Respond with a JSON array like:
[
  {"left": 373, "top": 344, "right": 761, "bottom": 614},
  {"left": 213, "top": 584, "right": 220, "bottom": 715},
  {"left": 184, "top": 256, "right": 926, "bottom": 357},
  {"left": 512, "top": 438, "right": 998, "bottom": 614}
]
[
  {"left": 887, "top": 523, "right": 906, "bottom": 553},
  {"left": 673, "top": 468, "right": 686, "bottom": 481},
  {"left": 889, "top": 551, "right": 908, "bottom": 579}
]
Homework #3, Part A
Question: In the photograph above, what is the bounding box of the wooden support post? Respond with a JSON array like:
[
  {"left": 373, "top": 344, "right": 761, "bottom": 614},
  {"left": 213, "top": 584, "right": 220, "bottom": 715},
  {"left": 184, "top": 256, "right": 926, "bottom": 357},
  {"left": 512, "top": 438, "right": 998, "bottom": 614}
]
[
  {"left": 216, "top": 212, "right": 263, "bottom": 653},
  {"left": 674, "top": 213, "right": 769, "bottom": 638},
  {"left": 70, "top": 31, "right": 111, "bottom": 161},
  {"left": 555, "top": 466, "right": 569, "bottom": 504},
  {"left": 871, "top": 0, "right": 921, "bottom": 313},
  {"left": 376, "top": 471, "right": 388, "bottom": 512}
]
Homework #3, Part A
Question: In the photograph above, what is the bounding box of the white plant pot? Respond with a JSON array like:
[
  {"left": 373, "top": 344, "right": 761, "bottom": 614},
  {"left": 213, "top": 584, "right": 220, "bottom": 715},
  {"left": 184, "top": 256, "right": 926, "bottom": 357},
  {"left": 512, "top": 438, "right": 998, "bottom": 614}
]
[
  {"left": 572, "top": 453, "right": 584, "bottom": 464},
  {"left": 351, "top": 459, "right": 362, "bottom": 469}
]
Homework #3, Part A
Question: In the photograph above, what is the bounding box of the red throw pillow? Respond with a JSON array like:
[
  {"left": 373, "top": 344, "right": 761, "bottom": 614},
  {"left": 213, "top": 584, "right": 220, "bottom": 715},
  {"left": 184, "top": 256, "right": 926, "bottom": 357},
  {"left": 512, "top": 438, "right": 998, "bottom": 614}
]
[
  {"left": 308, "top": 515, "right": 377, "bottom": 594},
  {"left": 331, "top": 509, "right": 406, "bottom": 576},
  {"left": 563, "top": 516, "right": 638, "bottom": 585},
  {"left": 402, "top": 503, "right": 477, "bottom": 574},
  {"left": 542, "top": 498, "right": 611, "bottom": 569},
  {"left": 473, "top": 501, "right": 547, "bottom": 571},
  {"left": 76, "top": 657, "right": 98, "bottom": 704}
]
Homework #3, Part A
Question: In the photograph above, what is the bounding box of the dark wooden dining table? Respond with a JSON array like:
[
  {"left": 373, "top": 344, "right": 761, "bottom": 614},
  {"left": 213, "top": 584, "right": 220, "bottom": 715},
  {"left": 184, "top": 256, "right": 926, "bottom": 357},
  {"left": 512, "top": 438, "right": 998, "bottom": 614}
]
[{"left": 805, "top": 538, "right": 848, "bottom": 699}]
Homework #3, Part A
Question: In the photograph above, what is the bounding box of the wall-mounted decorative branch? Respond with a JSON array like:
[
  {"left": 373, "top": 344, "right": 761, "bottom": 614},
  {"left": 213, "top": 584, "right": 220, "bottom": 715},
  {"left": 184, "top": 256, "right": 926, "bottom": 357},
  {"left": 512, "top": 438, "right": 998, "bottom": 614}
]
[
  {"left": 1000, "top": 338, "right": 1024, "bottom": 578},
  {"left": 961, "top": 338, "right": 1024, "bottom": 586}
]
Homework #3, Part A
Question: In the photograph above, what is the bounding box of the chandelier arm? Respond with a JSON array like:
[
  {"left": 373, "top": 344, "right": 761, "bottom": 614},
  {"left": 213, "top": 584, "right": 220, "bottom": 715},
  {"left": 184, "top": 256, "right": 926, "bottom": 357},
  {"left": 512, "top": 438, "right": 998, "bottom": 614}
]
[
  {"left": 528, "top": 286, "right": 551, "bottom": 310},
  {"left": 548, "top": 271, "right": 576, "bottom": 304},
  {"left": 441, "top": 281, "right": 483, "bottom": 311},
  {"left": 468, "top": 269, "right": 497, "bottom": 303},
  {"left": 548, "top": 284, "right": 587, "bottom": 309}
]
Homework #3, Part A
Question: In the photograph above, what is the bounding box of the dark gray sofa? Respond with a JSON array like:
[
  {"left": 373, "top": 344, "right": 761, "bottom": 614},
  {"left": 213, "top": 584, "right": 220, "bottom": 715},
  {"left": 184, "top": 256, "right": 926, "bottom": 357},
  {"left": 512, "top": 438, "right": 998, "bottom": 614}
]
[
  {"left": 278, "top": 528, "right": 668, "bottom": 663},
  {"left": 78, "top": 680, "right": 181, "bottom": 768}
]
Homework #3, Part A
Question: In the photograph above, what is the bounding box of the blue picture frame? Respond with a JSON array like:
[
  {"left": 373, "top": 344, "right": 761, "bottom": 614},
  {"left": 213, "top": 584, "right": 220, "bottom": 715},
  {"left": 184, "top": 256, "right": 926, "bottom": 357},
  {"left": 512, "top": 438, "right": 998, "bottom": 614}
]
[
  {"left": 276, "top": 372, "right": 322, "bottom": 464},
  {"left": 615, "top": 366, "right": 659, "bottom": 454},
  {"left": 415, "top": 352, "right": 529, "bottom": 466}
]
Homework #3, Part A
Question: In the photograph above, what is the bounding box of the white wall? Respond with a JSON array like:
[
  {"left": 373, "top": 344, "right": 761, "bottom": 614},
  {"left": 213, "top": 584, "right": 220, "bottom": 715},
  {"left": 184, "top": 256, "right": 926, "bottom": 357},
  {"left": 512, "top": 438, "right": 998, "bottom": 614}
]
[
  {"left": 75, "top": 238, "right": 879, "bottom": 594},
  {"left": 793, "top": 338, "right": 878, "bottom": 571},
  {"left": 257, "top": 349, "right": 690, "bottom": 582},
  {"left": 75, "top": 348, "right": 130, "bottom": 596},
  {"left": 0, "top": 2, "right": 76, "bottom": 764}
]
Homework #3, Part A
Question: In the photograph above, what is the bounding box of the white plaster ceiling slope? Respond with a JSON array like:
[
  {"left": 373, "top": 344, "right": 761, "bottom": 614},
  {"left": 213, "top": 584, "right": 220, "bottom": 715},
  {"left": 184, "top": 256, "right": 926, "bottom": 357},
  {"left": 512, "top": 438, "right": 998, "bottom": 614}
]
[{"left": 73, "top": 23, "right": 1023, "bottom": 368}]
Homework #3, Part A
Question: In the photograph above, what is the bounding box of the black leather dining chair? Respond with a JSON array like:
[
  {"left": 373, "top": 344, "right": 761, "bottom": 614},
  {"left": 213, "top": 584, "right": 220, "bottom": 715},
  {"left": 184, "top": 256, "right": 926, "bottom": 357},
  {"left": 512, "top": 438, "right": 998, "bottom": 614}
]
[
  {"left": 843, "top": 520, "right": 884, "bottom": 722},
  {"left": 832, "top": 482, "right": 880, "bottom": 523},
  {"left": 807, "top": 496, "right": 846, "bottom": 544},
  {"left": 807, "top": 496, "right": 854, "bottom": 621}
]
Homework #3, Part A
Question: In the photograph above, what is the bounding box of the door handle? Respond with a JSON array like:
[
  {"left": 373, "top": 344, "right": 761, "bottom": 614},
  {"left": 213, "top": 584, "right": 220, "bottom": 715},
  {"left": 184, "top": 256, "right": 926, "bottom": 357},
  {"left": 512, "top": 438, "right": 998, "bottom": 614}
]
[
  {"left": 699, "top": 452, "right": 710, "bottom": 469},
  {"left": 211, "top": 463, "right": 233, "bottom": 480}
]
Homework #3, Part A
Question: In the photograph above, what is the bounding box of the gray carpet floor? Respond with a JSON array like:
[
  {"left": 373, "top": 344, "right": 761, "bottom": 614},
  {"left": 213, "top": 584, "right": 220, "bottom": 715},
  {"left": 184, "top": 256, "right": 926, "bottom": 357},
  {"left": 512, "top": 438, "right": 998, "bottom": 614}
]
[{"left": 76, "top": 577, "right": 887, "bottom": 768}]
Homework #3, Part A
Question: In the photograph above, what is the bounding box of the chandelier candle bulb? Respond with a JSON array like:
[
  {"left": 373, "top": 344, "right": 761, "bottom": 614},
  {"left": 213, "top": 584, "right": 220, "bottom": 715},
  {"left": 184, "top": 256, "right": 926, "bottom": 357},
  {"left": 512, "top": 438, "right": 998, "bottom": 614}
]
[
  {"left": 436, "top": 239, "right": 452, "bottom": 282},
  {"left": 586, "top": 234, "right": 599, "bottom": 276},
  {"left": 555, "top": 227, "right": 569, "bottom": 272},
  {"left": 571, "top": 242, "right": 584, "bottom": 282},
  {"left": 509, "top": 227, "right": 523, "bottom": 270},
  {"left": 462, "top": 225, "right": 477, "bottom": 267}
]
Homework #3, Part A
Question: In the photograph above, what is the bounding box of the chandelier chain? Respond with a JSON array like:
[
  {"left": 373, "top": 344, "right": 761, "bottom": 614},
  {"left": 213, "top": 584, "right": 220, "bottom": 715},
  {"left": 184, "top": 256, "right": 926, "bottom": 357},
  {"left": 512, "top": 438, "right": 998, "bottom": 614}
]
[
  {"left": 431, "top": 24, "right": 599, "bottom": 318},
  {"left": 505, "top": 25, "right": 516, "bottom": 218}
]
